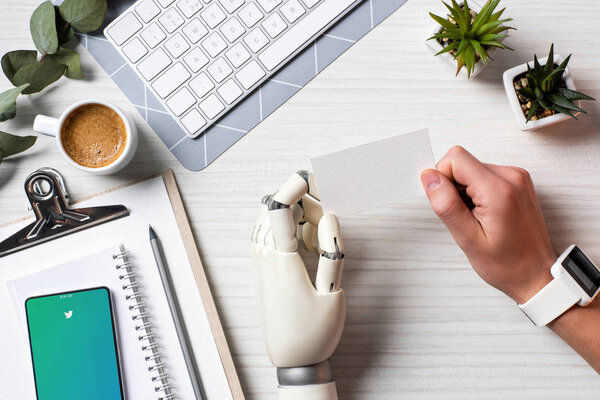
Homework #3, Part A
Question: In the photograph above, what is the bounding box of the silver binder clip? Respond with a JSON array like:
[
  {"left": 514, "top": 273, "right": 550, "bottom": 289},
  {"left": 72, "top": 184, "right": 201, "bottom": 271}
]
[{"left": 0, "top": 168, "right": 129, "bottom": 258}]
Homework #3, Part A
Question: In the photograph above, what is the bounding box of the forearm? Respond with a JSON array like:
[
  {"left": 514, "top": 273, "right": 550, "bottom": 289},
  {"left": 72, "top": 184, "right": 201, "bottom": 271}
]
[{"left": 549, "top": 301, "right": 600, "bottom": 373}]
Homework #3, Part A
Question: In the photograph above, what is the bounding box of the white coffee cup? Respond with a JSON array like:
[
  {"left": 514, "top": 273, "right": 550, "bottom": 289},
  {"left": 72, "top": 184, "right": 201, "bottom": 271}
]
[{"left": 33, "top": 99, "right": 138, "bottom": 175}]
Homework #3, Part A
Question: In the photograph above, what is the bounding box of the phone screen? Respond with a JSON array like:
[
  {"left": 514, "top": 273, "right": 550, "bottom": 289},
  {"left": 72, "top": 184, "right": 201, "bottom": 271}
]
[{"left": 25, "top": 287, "right": 124, "bottom": 400}]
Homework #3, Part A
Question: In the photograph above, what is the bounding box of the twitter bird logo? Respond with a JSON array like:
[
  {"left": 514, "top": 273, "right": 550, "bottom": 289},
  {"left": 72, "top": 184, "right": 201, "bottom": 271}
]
[{"left": 64, "top": 310, "right": 73, "bottom": 319}]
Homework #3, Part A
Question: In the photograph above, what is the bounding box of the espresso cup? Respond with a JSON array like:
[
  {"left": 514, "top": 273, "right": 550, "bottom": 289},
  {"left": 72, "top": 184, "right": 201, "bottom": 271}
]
[{"left": 33, "top": 99, "right": 138, "bottom": 175}]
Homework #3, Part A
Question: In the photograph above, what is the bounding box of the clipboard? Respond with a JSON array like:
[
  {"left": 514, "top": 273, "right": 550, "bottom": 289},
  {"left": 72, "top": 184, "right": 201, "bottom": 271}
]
[{"left": 0, "top": 169, "right": 244, "bottom": 400}]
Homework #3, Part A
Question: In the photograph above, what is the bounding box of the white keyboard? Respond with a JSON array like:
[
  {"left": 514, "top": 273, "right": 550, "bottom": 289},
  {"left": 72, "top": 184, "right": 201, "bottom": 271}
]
[{"left": 105, "top": 0, "right": 361, "bottom": 138}]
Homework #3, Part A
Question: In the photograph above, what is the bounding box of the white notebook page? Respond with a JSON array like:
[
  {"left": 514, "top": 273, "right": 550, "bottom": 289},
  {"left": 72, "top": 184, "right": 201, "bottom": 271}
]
[{"left": 0, "top": 176, "right": 232, "bottom": 400}]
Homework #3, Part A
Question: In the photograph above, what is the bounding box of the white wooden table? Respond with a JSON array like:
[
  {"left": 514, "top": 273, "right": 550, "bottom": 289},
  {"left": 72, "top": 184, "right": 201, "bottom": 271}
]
[{"left": 1, "top": 0, "right": 599, "bottom": 398}]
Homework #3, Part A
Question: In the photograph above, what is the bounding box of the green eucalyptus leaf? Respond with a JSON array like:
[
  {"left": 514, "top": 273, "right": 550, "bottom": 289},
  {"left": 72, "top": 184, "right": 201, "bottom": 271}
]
[
  {"left": 43, "top": 48, "right": 82, "bottom": 78},
  {"left": 59, "top": 0, "right": 107, "bottom": 33},
  {"left": 30, "top": 1, "right": 59, "bottom": 55},
  {"left": 0, "top": 131, "right": 37, "bottom": 159},
  {"left": 1, "top": 50, "right": 37, "bottom": 84},
  {"left": 54, "top": 5, "right": 75, "bottom": 45},
  {"left": 0, "top": 84, "right": 29, "bottom": 121},
  {"left": 13, "top": 62, "right": 66, "bottom": 94}
]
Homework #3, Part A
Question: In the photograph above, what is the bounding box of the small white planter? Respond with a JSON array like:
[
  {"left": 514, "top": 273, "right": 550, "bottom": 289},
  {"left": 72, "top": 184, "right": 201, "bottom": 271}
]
[
  {"left": 426, "top": 0, "right": 507, "bottom": 79},
  {"left": 502, "top": 55, "right": 579, "bottom": 131}
]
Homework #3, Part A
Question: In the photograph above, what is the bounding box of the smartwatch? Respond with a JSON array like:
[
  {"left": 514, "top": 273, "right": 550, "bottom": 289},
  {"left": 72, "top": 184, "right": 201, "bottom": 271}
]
[{"left": 519, "top": 245, "right": 600, "bottom": 326}]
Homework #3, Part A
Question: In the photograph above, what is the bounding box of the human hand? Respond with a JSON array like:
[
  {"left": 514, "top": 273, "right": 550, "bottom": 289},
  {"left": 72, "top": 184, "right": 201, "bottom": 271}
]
[{"left": 420, "top": 146, "right": 556, "bottom": 304}]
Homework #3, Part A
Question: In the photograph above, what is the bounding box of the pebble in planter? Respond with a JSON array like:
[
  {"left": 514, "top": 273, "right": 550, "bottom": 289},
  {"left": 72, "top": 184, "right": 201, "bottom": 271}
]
[
  {"left": 427, "top": 0, "right": 515, "bottom": 79},
  {"left": 503, "top": 44, "right": 596, "bottom": 131}
]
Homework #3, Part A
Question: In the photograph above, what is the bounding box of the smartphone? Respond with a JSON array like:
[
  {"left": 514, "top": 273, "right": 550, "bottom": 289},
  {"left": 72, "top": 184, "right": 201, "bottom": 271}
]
[{"left": 25, "top": 287, "right": 125, "bottom": 400}]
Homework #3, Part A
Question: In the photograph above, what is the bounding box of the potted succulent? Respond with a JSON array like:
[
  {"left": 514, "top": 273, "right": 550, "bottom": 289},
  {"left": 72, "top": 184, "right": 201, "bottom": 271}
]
[
  {"left": 503, "top": 44, "right": 596, "bottom": 131},
  {"left": 426, "top": 0, "right": 515, "bottom": 79}
]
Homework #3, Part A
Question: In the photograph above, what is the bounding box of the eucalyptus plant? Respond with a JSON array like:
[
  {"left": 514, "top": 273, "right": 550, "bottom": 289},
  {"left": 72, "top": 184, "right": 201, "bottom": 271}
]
[{"left": 0, "top": 0, "right": 107, "bottom": 165}]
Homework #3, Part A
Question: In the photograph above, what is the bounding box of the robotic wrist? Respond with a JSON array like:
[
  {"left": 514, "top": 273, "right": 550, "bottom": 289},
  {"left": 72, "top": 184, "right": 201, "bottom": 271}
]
[
  {"left": 277, "top": 359, "right": 333, "bottom": 386},
  {"left": 277, "top": 360, "right": 338, "bottom": 400}
]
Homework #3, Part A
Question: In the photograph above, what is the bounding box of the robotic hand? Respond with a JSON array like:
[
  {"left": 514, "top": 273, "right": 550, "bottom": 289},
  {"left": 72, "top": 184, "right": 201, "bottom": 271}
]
[{"left": 251, "top": 171, "right": 346, "bottom": 400}]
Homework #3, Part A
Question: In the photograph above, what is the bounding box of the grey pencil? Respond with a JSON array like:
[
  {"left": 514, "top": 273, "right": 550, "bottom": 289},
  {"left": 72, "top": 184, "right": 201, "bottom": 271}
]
[{"left": 149, "top": 225, "right": 205, "bottom": 400}]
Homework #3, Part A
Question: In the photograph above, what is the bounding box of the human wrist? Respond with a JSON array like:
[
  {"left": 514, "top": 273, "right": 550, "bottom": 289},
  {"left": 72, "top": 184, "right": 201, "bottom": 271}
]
[{"left": 511, "top": 253, "right": 557, "bottom": 304}]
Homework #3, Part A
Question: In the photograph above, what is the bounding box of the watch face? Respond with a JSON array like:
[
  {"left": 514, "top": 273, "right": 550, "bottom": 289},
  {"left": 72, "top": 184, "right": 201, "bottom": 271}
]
[{"left": 562, "top": 246, "right": 600, "bottom": 297}]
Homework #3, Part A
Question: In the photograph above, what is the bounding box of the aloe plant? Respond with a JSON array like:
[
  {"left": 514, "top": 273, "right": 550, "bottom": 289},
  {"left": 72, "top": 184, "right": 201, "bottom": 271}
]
[
  {"left": 517, "top": 44, "right": 596, "bottom": 121},
  {"left": 428, "top": 0, "right": 514, "bottom": 78}
]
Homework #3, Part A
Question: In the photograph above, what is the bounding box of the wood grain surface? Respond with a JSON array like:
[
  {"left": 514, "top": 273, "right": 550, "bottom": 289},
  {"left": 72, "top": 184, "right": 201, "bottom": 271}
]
[{"left": 1, "top": 0, "right": 599, "bottom": 398}]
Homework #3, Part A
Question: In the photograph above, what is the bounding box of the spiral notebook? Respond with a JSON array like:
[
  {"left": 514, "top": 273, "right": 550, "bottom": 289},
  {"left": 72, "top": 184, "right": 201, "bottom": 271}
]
[
  {"left": 7, "top": 246, "right": 183, "bottom": 398},
  {"left": 1, "top": 172, "right": 243, "bottom": 400}
]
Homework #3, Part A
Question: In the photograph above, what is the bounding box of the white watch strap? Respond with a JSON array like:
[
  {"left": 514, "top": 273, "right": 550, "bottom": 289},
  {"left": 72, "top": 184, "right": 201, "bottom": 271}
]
[{"left": 519, "top": 272, "right": 582, "bottom": 326}]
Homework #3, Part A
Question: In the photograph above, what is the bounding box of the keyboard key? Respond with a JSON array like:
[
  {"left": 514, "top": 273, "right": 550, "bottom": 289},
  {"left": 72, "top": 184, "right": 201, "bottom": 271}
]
[
  {"left": 220, "top": 17, "right": 245, "bottom": 42},
  {"left": 217, "top": 79, "right": 243, "bottom": 104},
  {"left": 262, "top": 13, "right": 287, "bottom": 38},
  {"left": 235, "top": 60, "right": 265, "bottom": 89},
  {"left": 189, "top": 72, "right": 214, "bottom": 97},
  {"left": 182, "top": 18, "right": 209, "bottom": 43},
  {"left": 152, "top": 62, "right": 191, "bottom": 98},
  {"left": 137, "top": 48, "right": 172, "bottom": 80},
  {"left": 238, "top": 3, "right": 263, "bottom": 27},
  {"left": 218, "top": 0, "right": 244, "bottom": 13},
  {"left": 164, "top": 33, "right": 190, "bottom": 58},
  {"left": 166, "top": 87, "right": 196, "bottom": 116},
  {"left": 244, "top": 28, "right": 269, "bottom": 52},
  {"left": 301, "top": 0, "right": 320, "bottom": 7},
  {"left": 201, "top": 32, "right": 227, "bottom": 57},
  {"left": 122, "top": 38, "right": 148, "bottom": 63},
  {"left": 181, "top": 109, "right": 207, "bottom": 134},
  {"left": 157, "top": 0, "right": 176, "bottom": 7},
  {"left": 201, "top": 4, "right": 226, "bottom": 28},
  {"left": 225, "top": 43, "right": 251, "bottom": 68},
  {"left": 207, "top": 57, "right": 233, "bottom": 82},
  {"left": 259, "top": 0, "right": 355, "bottom": 70},
  {"left": 159, "top": 8, "right": 185, "bottom": 33},
  {"left": 140, "top": 23, "right": 167, "bottom": 48},
  {"left": 106, "top": 13, "right": 143, "bottom": 45},
  {"left": 135, "top": 0, "right": 161, "bottom": 22},
  {"left": 200, "top": 94, "right": 225, "bottom": 119},
  {"left": 184, "top": 47, "right": 209, "bottom": 72},
  {"left": 257, "top": 0, "right": 282, "bottom": 13},
  {"left": 176, "top": 0, "right": 203, "bottom": 18},
  {"left": 280, "top": 0, "right": 305, "bottom": 23}
]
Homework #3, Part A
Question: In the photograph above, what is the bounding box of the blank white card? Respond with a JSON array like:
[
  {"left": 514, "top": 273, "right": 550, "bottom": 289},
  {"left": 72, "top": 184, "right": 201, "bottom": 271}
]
[{"left": 311, "top": 129, "right": 435, "bottom": 216}]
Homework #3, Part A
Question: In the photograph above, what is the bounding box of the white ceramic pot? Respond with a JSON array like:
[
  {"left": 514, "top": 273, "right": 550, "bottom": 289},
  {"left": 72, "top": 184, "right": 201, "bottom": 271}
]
[
  {"left": 502, "top": 55, "right": 579, "bottom": 131},
  {"left": 426, "top": 0, "right": 507, "bottom": 79}
]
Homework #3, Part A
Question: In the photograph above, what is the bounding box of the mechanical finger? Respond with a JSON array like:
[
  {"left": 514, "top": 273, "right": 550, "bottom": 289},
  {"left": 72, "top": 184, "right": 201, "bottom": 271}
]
[
  {"left": 315, "top": 214, "right": 344, "bottom": 293},
  {"left": 268, "top": 171, "right": 311, "bottom": 252}
]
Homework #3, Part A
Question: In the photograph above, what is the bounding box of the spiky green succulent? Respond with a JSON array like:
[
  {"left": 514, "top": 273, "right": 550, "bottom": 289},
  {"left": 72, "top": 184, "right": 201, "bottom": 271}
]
[
  {"left": 518, "top": 44, "right": 596, "bottom": 121},
  {"left": 428, "top": 0, "right": 514, "bottom": 78}
]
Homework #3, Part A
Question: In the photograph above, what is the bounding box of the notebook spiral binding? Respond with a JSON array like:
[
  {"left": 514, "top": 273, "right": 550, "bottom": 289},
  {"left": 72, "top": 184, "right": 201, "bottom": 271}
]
[{"left": 114, "top": 248, "right": 176, "bottom": 400}]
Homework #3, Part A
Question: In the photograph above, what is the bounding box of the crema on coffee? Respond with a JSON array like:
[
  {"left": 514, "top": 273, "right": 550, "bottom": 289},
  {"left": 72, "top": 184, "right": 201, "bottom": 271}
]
[{"left": 61, "top": 104, "right": 127, "bottom": 168}]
